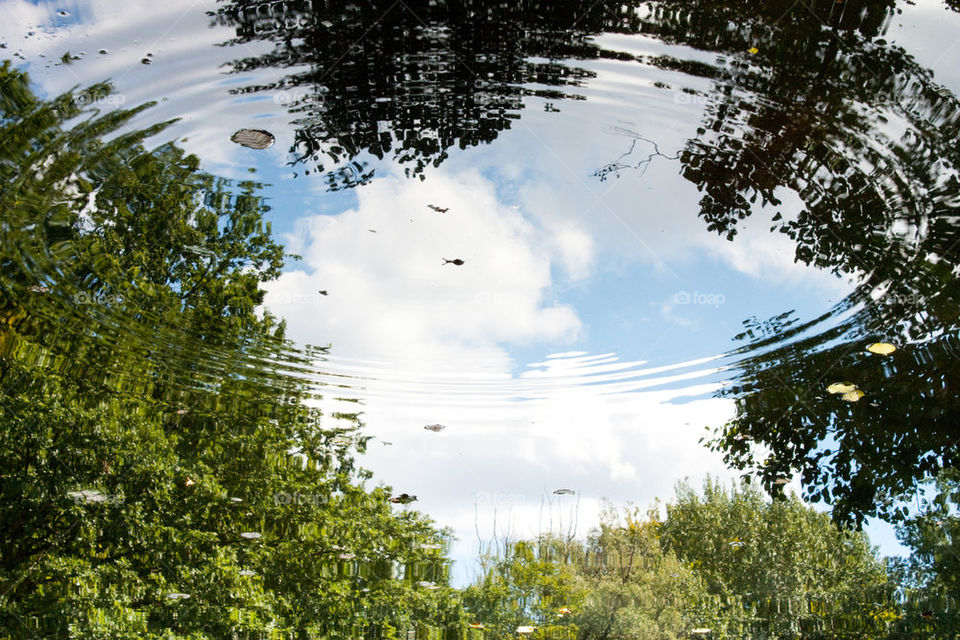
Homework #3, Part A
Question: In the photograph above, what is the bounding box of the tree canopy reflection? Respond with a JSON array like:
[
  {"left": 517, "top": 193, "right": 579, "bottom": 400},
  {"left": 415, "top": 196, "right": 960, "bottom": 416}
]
[
  {"left": 209, "top": 0, "right": 649, "bottom": 188},
  {"left": 618, "top": 0, "right": 960, "bottom": 530},
  {"left": 0, "top": 61, "right": 457, "bottom": 638}
]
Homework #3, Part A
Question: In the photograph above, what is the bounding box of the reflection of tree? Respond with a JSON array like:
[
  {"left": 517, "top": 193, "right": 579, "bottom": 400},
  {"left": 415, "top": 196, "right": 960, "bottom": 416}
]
[
  {"left": 593, "top": 1, "right": 960, "bottom": 528},
  {"left": 0, "top": 62, "right": 458, "bottom": 637},
  {"left": 888, "top": 469, "right": 960, "bottom": 636},
  {"left": 209, "top": 0, "right": 652, "bottom": 189}
]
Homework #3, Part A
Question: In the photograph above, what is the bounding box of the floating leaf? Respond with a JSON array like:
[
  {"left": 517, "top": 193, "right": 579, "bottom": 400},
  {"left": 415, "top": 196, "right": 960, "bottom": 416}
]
[
  {"left": 240, "top": 532, "right": 261, "bottom": 539},
  {"left": 841, "top": 389, "right": 865, "bottom": 402},
  {"left": 827, "top": 382, "right": 858, "bottom": 394},
  {"left": 553, "top": 488, "right": 576, "bottom": 495},
  {"left": 866, "top": 342, "right": 896, "bottom": 355},
  {"left": 423, "top": 424, "right": 446, "bottom": 432},
  {"left": 748, "top": 47, "right": 759, "bottom": 54}
]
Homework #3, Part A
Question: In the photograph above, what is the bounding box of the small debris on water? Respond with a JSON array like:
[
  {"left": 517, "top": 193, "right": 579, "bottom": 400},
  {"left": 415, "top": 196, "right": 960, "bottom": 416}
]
[
  {"left": 183, "top": 245, "right": 215, "bottom": 258},
  {"left": 390, "top": 493, "right": 417, "bottom": 504},
  {"left": 827, "top": 382, "right": 857, "bottom": 394},
  {"left": 866, "top": 342, "right": 896, "bottom": 355},
  {"left": 442, "top": 258, "right": 464, "bottom": 265},
  {"left": 424, "top": 424, "right": 446, "bottom": 432},
  {"left": 67, "top": 489, "right": 109, "bottom": 503},
  {"left": 231, "top": 129, "right": 275, "bottom": 150}
]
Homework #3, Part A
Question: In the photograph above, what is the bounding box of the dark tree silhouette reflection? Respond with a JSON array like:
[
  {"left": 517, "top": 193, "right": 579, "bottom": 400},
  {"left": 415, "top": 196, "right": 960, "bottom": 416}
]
[
  {"left": 593, "top": 0, "right": 960, "bottom": 529},
  {"left": 209, "top": 0, "right": 638, "bottom": 188}
]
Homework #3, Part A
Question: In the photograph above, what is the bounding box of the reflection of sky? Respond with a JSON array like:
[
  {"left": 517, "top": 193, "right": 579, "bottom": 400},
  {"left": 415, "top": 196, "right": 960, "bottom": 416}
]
[{"left": 8, "top": 0, "right": 957, "bottom": 585}]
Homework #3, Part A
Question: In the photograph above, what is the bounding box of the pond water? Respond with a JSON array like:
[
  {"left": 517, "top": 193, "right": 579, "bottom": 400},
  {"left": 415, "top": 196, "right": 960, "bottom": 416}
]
[{"left": 2, "top": 0, "right": 959, "bottom": 637}]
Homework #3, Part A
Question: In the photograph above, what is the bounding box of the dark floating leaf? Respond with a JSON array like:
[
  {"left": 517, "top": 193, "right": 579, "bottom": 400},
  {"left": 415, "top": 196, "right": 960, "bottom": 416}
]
[
  {"left": 553, "top": 488, "right": 576, "bottom": 495},
  {"left": 428, "top": 204, "right": 449, "bottom": 213},
  {"left": 442, "top": 258, "right": 464, "bottom": 266},
  {"left": 389, "top": 493, "right": 417, "bottom": 504},
  {"left": 423, "top": 423, "right": 446, "bottom": 432},
  {"left": 231, "top": 128, "right": 275, "bottom": 150}
]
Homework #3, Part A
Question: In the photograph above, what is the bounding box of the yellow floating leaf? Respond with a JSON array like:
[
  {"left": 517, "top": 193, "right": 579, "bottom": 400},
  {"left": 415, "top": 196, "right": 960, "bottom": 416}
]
[
  {"left": 748, "top": 47, "right": 759, "bottom": 54},
  {"left": 841, "top": 389, "right": 865, "bottom": 402},
  {"left": 866, "top": 342, "right": 896, "bottom": 355},
  {"left": 827, "top": 382, "right": 858, "bottom": 394}
]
